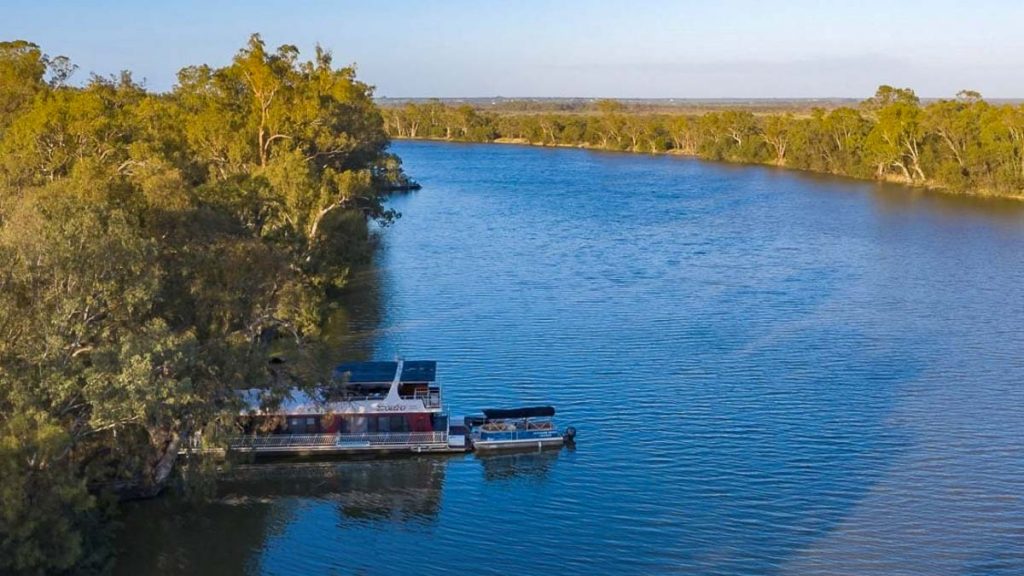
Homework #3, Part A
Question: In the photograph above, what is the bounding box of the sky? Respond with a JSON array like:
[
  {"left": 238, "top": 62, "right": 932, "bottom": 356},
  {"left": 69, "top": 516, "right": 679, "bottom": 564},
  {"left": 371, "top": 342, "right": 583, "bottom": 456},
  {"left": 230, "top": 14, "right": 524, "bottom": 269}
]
[{"left": 4, "top": 0, "right": 1024, "bottom": 98}]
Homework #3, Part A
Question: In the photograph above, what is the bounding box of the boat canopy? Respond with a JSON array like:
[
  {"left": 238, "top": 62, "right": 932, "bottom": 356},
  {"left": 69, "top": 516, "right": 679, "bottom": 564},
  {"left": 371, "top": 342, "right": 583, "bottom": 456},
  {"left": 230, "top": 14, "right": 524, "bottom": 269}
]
[
  {"left": 482, "top": 406, "right": 555, "bottom": 419},
  {"left": 332, "top": 360, "right": 437, "bottom": 383}
]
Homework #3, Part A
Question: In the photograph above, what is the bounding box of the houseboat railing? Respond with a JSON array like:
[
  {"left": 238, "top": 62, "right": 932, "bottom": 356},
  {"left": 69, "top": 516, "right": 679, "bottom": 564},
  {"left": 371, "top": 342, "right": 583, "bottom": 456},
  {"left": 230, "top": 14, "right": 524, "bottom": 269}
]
[
  {"left": 412, "top": 389, "right": 441, "bottom": 408},
  {"left": 228, "top": 431, "right": 448, "bottom": 450},
  {"left": 316, "top": 392, "right": 441, "bottom": 408},
  {"left": 328, "top": 393, "right": 388, "bottom": 402}
]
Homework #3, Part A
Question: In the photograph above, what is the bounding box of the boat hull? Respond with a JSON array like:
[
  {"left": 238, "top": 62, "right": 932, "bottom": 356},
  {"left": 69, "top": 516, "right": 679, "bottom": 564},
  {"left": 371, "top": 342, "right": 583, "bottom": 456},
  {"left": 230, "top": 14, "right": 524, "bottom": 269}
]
[{"left": 471, "top": 436, "right": 565, "bottom": 451}]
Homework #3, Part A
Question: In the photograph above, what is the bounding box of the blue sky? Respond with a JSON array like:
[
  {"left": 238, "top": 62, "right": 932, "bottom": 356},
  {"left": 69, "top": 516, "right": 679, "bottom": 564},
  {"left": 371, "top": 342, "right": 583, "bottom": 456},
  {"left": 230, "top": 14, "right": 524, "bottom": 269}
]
[{"left": 4, "top": 0, "right": 1024, "bottom": 98}]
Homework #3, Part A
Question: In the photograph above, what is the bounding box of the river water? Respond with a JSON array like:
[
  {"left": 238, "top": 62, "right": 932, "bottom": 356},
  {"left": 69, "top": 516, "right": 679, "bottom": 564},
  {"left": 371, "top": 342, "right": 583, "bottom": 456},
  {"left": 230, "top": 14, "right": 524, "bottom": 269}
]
[{"left": 116, "top": 141, "right": 1024, "bottom": 575}]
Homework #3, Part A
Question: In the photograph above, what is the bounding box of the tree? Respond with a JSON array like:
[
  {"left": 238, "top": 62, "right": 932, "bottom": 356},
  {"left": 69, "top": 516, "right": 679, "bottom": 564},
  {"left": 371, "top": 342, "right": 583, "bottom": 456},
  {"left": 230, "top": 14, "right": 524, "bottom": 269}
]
[
  {"left": 864, "top": 86, "right": 927, "bottom": 182},
  {"left": 398, "top": 103, "right": 423, "bottom": 138},
  {"left": 0, "top": 74, "right": 145, "bottom": 186},
  {"left": 980, "top": 105, "right": 1024, "bottom": 191},
  {"left": 822, "top": 107, "right": 870, "bottom": 175},
  {"left": 0, "top": 41, "right": 50, "bottom": 132},
  {"left": 537, "top": 114, "right": 562, "bottom": 145},
  {"left": 641, "top": 116, "right": 669, "bottom": 153},
  {"left": 594, "top": 99, "right": 625, "bottom": 148},
  {"left": 231, "top": 34, "right": 298, "bottom": 168},
  {"left": 668, "top": 115, "right": 699, "bottom": 155},
  {"left": 761, "top": 114, "right": 792, "bottom": 165},
  {"left": 863, "top": 84, "right": 920, "bottom": 110},
  {"left": 925, "top": 90, "right": 987, "bottom": 185},
  {"left": 621, "top": 115, "right": 648, "bottom": 151},
  {"left": 0, "top": 412, "right": 105, "bottom": 575}
]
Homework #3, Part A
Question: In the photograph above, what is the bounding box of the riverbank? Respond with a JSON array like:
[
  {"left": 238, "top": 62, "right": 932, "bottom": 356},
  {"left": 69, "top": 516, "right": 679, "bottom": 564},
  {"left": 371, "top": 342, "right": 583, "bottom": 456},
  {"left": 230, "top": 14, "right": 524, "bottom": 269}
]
[
  {"left": 396, "top": 135, "right": 1024, "bottom": 200},
  {"left": 382, "top": 90, "right": 1024, "bottom": 201}
]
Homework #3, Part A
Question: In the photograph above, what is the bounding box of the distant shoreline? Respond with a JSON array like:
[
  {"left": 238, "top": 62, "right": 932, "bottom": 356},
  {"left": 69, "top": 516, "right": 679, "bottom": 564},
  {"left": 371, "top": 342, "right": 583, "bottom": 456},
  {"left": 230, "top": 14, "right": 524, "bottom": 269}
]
[
  {"left": 392, "top": 136, "right": 1024, "bottom": 201},
  {"left": 381, "top": 90, "right": 1024, "bottom": 200}
]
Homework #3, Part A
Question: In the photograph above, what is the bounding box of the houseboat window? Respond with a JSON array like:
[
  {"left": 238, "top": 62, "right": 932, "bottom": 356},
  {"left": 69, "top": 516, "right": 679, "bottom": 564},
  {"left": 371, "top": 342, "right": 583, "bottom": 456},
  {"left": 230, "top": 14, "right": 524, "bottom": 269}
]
[
  {"left": 341, "top": 416, "right": 368, "bottom": 434},
  {"left": 390, "top": 415, "right": 408, "bottom": 433},
  {"left": 284, "top": 416, "right": 318, "bottom": 434}
]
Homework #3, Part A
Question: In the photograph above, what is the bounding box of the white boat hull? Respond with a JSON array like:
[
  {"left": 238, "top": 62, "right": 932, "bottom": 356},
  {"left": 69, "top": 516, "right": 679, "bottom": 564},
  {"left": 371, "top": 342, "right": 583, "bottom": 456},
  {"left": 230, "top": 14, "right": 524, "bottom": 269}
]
[{"left": 472, "top": 436, "right": 565, "bottom": 451}]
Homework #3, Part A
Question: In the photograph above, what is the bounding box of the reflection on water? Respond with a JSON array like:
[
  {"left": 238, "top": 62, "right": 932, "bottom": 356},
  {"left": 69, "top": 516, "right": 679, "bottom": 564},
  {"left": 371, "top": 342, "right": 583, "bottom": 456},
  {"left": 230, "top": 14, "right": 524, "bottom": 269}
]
[
  {"left": 477, "top": 449, "right": 562, "bottom": 483},
  {"left": 306, "top": 263, "right": 389, "bottom": 374},
  {"left": 117, "top": 459, "right": 451, "bottom": 575},
  {"left": 117, "top": 142, "right": 1024, "bottom": 575},
  {"left": 220, "top": 460, "right": 447, "bottom": 522},
  {"left": 868, "top": 182, "right": 1024, "bottom": 221},
  {"left": 116, "top": 454, "right": 572, "bottom": 575}
]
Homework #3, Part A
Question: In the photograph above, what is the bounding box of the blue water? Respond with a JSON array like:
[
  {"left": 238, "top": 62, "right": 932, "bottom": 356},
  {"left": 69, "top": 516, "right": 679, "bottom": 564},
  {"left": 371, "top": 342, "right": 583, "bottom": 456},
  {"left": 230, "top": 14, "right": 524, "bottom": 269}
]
[{"left": 117, "top": 141, "right": 1024, "bottom": 575}]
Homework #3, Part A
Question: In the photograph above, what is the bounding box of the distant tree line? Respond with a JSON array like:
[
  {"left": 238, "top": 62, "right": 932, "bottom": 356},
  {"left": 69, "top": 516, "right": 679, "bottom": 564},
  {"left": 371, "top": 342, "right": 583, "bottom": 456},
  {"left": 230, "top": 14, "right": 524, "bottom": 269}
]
[
  {"left": 0, "top": 36, "right": 406, "bottom": 574},
  {"left": 384, "top": 88, "right": 1024, "bottom": 196}
]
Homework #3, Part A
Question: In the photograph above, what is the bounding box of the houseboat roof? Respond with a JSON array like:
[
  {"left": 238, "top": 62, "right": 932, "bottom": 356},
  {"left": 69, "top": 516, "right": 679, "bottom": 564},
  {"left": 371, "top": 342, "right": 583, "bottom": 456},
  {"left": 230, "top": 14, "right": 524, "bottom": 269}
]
[
  {"left": 483, "top": 406, "right": 555, "bottom": 419},
  {"left": 332, "top": 360, "right": 437, "bottom": 384}
]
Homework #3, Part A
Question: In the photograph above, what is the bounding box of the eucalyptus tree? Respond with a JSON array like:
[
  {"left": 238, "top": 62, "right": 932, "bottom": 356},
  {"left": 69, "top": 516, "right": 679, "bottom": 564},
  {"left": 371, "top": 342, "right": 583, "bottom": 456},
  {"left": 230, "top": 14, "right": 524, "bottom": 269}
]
[
  {"left": 925, "top": 90, "right": 988, "bottom": 188},
  {"left": 594, "top": 99, "right": 625, "bottom": 148},
  {"left": 668, "top": 115, "right": 699, "bottom": 155},
  {"left": 0, "top": 41, "right": 74, "bottom": 133},
  {"left": 864, "top": 86, "right": 927, "bottom": 182},
  {"left": 980, "top": 104, "right": 1024, "bottom": 191},
  {"left": 760, "top": 114, "right": 793, "bottom": 165},
  {"left": 621, "top": 114, "right": 649, "bottom": 151}
]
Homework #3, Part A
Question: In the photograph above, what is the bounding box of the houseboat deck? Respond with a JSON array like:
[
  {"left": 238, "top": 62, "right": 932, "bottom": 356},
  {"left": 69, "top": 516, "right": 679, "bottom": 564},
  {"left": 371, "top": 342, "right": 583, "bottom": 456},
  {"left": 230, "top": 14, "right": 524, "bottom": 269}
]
[{"left": 228, "top": 431, "right": 467, "bottom": 455}]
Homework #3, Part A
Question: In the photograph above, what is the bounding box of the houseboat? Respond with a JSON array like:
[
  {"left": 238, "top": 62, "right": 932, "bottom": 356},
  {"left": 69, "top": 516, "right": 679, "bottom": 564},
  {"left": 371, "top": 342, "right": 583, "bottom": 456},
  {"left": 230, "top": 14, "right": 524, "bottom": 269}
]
[
  {"left": 465, "top": 406, "right": 575, "bottom": 451},
  {"left": 231, "top": 360, "right": 467, "bottom": 456}
]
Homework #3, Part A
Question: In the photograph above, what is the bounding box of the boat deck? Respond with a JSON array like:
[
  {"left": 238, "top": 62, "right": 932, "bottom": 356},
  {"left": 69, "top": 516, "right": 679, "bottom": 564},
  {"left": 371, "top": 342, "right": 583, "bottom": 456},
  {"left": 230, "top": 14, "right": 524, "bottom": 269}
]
[{"left": 225, "top": 432, "right": 468, "bottom": 456}]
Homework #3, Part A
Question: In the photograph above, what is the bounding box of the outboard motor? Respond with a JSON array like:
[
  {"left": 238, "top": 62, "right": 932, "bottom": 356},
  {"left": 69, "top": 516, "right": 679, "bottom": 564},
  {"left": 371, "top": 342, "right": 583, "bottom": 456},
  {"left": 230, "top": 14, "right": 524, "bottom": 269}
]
[{"left": 563, "top": 426, "right": 577, "bottom": 445}]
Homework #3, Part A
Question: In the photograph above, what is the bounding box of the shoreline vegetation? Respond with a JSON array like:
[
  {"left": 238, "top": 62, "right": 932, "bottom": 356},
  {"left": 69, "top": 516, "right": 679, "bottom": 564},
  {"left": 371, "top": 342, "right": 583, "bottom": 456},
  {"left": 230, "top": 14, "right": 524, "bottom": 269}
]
[
  {"left": 0, "top": 36, "right": 411, "bottom": 574},
  {"left": 381, "top": 89, "right": 1024, "bottom": 199}
]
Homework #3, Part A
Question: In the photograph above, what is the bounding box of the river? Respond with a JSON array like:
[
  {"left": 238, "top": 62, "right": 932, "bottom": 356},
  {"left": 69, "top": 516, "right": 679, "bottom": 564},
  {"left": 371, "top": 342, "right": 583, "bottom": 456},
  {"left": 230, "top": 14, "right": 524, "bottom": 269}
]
[{"left": 116, "top": 141, "right": 1024, "bottom": 575}]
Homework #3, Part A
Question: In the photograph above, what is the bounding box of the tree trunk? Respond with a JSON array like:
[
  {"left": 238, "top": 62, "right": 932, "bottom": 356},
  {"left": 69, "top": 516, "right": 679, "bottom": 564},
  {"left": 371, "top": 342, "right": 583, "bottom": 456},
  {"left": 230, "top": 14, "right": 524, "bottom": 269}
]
[
  {"left": 114, "top": 430, "right": 182, "bottom": 500},
  {"left": 905, "top": 139, "right": 925, "bottom": 181},
  {"left": 308, "top": 202, "right": 340, "bottom": 242},
  {"left": 151, "top": 432, "right": 181, "bottom": 489},
  {"left": 766, "top": 138, "right": 787, "bottom": 165},
  {"left": 893, "top": 161, "right": 911, "bottom": 181},
  {"left": 939, "top": 132, "right": 965, "bottom": 168}
]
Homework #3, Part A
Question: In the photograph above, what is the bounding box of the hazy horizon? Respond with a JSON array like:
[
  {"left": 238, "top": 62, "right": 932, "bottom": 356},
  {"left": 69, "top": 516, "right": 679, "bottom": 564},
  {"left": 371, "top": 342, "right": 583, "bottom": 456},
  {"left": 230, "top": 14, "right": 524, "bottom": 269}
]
[{"left": 5, "top": 0, "right": 1024, "bottom": 99}]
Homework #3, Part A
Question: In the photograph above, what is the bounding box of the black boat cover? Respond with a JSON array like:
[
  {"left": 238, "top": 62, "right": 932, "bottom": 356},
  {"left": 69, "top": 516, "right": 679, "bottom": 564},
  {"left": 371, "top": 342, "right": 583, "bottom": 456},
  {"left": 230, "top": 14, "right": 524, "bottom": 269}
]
[{"left": 482, "top": 406, "right": 555, "bottom": 419}]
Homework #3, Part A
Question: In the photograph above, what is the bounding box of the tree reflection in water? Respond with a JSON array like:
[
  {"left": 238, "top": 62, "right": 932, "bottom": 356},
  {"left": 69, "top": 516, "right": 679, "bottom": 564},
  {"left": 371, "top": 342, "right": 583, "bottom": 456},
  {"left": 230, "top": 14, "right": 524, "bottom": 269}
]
[
  {"left": 221, "top": 459, "right": 447, "bottom": 522},
  {"left": 115, "top": 458, "right": 449, "bottom": 575}
]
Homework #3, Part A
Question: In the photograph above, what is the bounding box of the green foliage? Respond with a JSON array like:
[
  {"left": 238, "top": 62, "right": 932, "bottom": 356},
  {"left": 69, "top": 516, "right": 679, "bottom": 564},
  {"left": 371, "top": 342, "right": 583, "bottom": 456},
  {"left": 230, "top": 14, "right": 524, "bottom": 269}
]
[
  {"left": 0, "top": 41, "right": 76, "bottom": 134},
  {"left": 384, "top": 87, "right": 1024, "bottom": 197},
  {"left": 0, "top": 412, "right": 112, "bottom": 575},
  {"left": 0, "top": 34, "right": 403, "bottom": 573}
]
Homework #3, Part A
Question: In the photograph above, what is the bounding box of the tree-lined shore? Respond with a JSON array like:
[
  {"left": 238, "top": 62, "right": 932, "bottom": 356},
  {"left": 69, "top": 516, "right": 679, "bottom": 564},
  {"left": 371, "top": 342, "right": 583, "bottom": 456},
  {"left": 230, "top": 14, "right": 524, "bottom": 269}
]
[
  {"left": 383, "top": 89, "right": 1024, "bottom": 197},
  {"left": 0, "top": 36, "right": 406, "bottom": 574}
]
